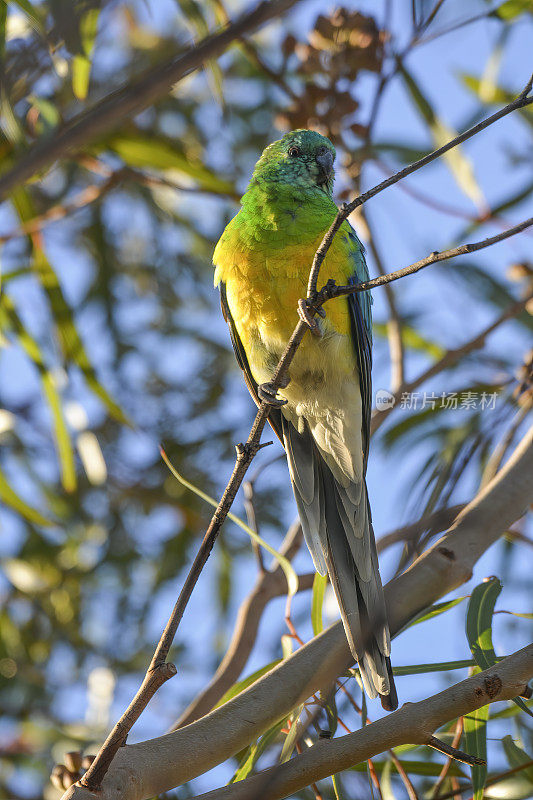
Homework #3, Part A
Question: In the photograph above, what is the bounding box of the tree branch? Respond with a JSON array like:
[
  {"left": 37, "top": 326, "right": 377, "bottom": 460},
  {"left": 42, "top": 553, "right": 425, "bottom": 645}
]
[
  {"left": 187, "top": 646, "right": 533, "bottom": 800},
  {"left": 60, "top": 424, "right": 533, "bottom": 800},
  {"left": 0, "top": 0, "right": 299, "bottom": 202}
]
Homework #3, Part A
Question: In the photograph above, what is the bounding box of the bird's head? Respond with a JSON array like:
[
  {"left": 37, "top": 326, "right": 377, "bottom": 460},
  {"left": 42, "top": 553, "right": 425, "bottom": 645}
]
[{"left": 251, "top": 130, "right": 336, "bottom": 198}]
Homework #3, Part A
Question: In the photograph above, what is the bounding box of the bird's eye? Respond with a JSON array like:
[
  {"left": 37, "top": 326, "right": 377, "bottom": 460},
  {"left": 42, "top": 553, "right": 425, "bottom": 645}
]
[{"left": 288, "top": 146, "right": 302, "bottom": 158}]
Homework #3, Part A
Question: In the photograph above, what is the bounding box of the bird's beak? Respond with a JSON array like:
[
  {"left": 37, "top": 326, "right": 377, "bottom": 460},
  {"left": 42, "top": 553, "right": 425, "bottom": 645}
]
[{"left": 315, "top": 149, "right": 334, "bottom": 186}]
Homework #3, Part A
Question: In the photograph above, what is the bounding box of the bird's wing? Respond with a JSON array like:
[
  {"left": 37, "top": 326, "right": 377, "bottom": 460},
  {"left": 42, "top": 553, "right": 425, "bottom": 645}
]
[
  {"left": 344, "top": 225, "right": 373, "bottom": 474},
  {"left": 219, "top": 281, "right": 284, "bottom": 444}
]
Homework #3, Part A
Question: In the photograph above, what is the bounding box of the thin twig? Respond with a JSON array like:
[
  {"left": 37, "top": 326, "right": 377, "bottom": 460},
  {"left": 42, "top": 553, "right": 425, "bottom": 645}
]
[
  {"left": 306, "top": 72, "right": 533, "bottom": 298},
  {"left": 427, "top": 735, "right": 484, "bottom": 767},
  {"left": 170, "top": 522, "right": 312, "bottom": 730},
  {"left": 331, "top": 218, "right": 533, "bottom": 298}
]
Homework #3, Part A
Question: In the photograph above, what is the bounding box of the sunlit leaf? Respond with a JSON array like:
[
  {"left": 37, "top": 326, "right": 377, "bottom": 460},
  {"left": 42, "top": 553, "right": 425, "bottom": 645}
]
[
  {"left": 350, "top": 758, "right": 467, "bottom": 777},
  {"left": 279, "top": 703, "right": 305, "bottom": 763},
  {"left": 311, "top": 572, "right": 328, "bottom": 637},
  {"left": 72, "top": 7, "right": 100, "bottom": 100},
  {"left": 374, "top": 322, "right": 445, "bottom": 359},
  {"left": 400, "top": 65, "right": 485, "bottom": 207},
  {"left": 393, "top": 658, "right": 476, "bottom": 675},
  {"left": 380, "top": 759, "right": 397, "bottom": 800},
  {"left": 406, "top": 596, "right": 467, "bottom": 628},
  {"left": 0, "top": 467, "right": 53, "bottom": 526},
  {"left": 231, "top": 721, "right": 283, "bottom": 782},
  {"left": 461, "top": 74, "right": 533, "bottom": 121},
  {"left": 332, "top": 773, "right": 344, "bottom": 799},
  {"left": 2, "top": 558, "right": 53, "bottom": 592},
  {"left": 494, "top": 0, "right": 533, "bottom": 22},
  {"left": 0, "top": 294, "right": 76, "bottom": 492},
  {"left": 10, "top": 188, "right": 129, "bottom": 425},
  {"left": 103, "top": 132, "right": 235, "bottom": 194}
]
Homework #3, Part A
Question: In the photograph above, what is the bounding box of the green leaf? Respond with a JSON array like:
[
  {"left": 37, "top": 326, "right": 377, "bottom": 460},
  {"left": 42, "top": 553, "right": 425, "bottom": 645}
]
[
  {"left": 461, "top": 74, "right": 533, "bottom": 120},
  {"left": 494, "top": 0, "right": 533, "bottom": 21},
  {"left": 332, "top": 773, "right": 344, "bottom": 800},
  {"left": 406, "top": 596, "right": 467, "bottom": 628},
  {"left": 464, "top": 668, "right": 490, "bottom": 800},
  {"left": 0, "top": 294, "right": 76, "bottom": 492},
  {"left": 0, "top": 467, "right": 53, "bottom": 526},
  {"left": 497, "top": 610, "right": 533, "bottom": 620},
  {"left": 502, "top": 736, "right": 533, "bottom": 783},
  {"left": 380, "top": 760, "right": 397, "bottom": 800},
  {"left": 279, "top": 703, "right": 305, "bottom": 763},
  {"left": 350, "top": 758, "right": 467, "bottom": 777},
  {"left": 160, "top": 450, "right": 299, "bottom": 596},
  {"left": 231, "top": 721, "right": 283, "bottom": 782},
  {"left": 10, "top": 188, "right": 129, "bottom": 425},
  {"left": 393, "top": 658, "right": 476, "bottom": 676},
  {"left": 215, "top": 660, "right": 281, "bottom": 708},
  {"left": 400, "top": 65, "right": 484, "bottom": 207},
  {"left": 311, "top": 572, "right": 328, "bottom": 637},
  {"left": 72, "top": 7, "right": 100, "bottom": 100},
  {"left": 466, "top": 576, "right": 501, "bottom": 670},
  {"left": 374, "top": 322, "right": 445, "bottom": 359},
  {"left": 103, "top": 132, "right": 235, "bottom": 194}
]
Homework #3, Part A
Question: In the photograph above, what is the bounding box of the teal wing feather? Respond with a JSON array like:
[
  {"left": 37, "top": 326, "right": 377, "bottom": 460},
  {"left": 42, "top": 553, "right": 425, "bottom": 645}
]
[{"left": 344, "top": 225, "right": 373, "bottom": 472}]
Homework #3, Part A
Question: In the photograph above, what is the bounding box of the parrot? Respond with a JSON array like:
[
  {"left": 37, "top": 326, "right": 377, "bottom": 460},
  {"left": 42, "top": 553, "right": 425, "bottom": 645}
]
[{"left": 213, "top": 129, "right": 397, "bottom": 711}]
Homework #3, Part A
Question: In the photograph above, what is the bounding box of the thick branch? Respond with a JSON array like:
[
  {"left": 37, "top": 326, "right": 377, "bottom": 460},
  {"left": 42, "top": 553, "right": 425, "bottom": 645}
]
[
  {"left": 0, "top": 0, "right": 299, "bottom": 202},
  {"left": 188, "top": 647, "right": 533, "bottom": 800},
  {"left": 61, "top": 424, "right": 533, "bottom": 800}
]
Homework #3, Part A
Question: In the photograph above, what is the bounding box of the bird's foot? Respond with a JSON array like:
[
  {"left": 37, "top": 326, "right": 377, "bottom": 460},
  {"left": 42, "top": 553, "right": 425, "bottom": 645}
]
[
  {"left": 297, "top": 297, "right": 326, "bottom": 337},
  {"left": 258, "top": 381, "right": 288, "bottom": 407}
]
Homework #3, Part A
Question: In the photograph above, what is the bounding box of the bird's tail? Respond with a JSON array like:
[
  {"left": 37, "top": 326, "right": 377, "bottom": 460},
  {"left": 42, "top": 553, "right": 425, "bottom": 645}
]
[{"left": 283, "top": 420, "right": 398, "bottom": 711}]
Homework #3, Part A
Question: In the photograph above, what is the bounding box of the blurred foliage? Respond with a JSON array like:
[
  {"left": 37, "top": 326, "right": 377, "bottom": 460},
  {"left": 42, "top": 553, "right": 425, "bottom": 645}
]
[{"left": 0, "top": 0, "right": 532, "bottom": 798}]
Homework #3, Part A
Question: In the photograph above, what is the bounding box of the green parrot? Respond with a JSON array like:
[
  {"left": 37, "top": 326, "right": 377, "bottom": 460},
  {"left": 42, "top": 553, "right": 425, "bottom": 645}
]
[{"left": 213, "top": 129, "right": 397, "bottom": 710}]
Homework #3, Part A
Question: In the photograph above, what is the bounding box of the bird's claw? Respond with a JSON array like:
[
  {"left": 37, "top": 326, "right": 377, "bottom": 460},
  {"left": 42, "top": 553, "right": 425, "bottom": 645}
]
[
  {"left": 297, "top": 298, "right": 324, "bottom": 336},
  {"left": 258, "top": 381, "right": 288, "bottom": 407}
]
